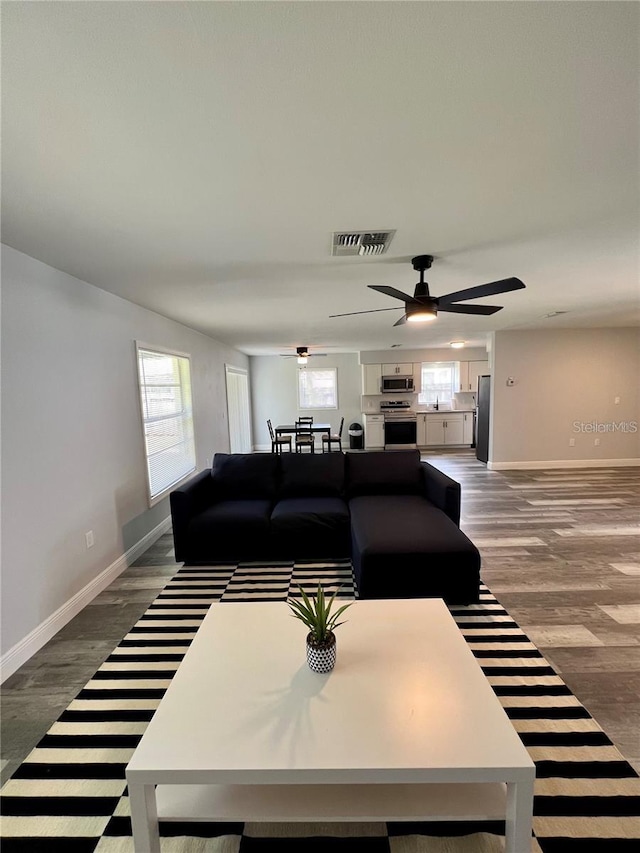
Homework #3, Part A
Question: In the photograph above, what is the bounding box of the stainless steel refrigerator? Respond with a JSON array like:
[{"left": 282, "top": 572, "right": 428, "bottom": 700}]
[{"left": 475, "top": 375, "right": 491, "bottom": 463}]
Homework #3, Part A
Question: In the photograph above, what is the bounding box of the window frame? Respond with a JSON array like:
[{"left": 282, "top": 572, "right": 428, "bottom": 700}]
[
  {"left": 135, "top": 341, "right": 197, "bottom": 507},
  {"left": 418, "top": 361, "right": 457, "bottom": 406},
  {"left": 297, "top": 367, "right": 338, "bottom": 411}
]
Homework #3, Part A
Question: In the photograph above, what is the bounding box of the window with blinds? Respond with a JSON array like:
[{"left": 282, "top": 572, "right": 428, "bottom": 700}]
[
  {"left": 136, "top": 344, "right": 196, "bottom": 504},
  {"left": 298, "top": 368, "right": 338, "bottom": 409},
  {"left": 418, "top": 362, "right": 456, "bottom": 405}
]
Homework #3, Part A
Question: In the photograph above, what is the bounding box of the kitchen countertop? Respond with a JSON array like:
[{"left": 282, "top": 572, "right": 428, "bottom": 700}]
[{"left": 363, "top": 409, "right": 475, "bottom": 415}]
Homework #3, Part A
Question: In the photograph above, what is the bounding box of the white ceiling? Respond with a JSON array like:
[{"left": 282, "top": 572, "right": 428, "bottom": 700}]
[{"left": 2, "top": 1, "right": 639, "bottom": 355}]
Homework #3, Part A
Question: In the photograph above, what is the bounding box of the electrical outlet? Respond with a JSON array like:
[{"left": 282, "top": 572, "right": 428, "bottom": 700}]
[
  {"left": 206, "top": 457, "right": 210, "bottom": 467},
  {"left": 569, "top": 438, "right": 575, "bottom": 447},
  {"left": 594, "top": 438, "right": 600, "bottom": 446},
  {"left": 85, "top": 530, "right": 95, "bottom": 549}
]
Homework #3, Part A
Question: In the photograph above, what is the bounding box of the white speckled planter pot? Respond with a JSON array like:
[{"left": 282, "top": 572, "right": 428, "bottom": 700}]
[{"left": 306, "top": 631, "right": 336, "bottom": 673}]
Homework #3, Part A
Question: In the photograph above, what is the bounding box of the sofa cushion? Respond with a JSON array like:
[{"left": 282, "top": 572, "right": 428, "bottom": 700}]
[
  {"left": 211, "top": 453, "right": 279, "bottom": 500},
  {"left": 280, "top": 452, "right": 345, "bottom": 498},
  {"left": 271, "top": 497, "right": 350, "bottom": 558},
  {"left": 349, "top": 494, "right": 480, "bottom": 603},
  {"left": 346, "top": 449, "right": 423, "bottom": 498},
  {"left": 187, "top": 499, "right": 273, "bottom": 561}
]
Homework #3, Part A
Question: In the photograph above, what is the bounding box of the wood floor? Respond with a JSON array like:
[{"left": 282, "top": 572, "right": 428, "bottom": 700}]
[{"left": 2, "top": 451, "right": 639, "bottom": 786}]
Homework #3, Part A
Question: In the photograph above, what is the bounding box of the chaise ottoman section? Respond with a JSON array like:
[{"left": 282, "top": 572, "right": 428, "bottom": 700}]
[{"left": 349, "top": 495, "right": 480, "bottom": 604}]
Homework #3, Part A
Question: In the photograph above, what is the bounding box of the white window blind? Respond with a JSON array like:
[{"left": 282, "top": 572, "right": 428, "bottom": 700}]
[
  {"left": 418, "top": 362, "right": 456, "bottom": 405},
  {"left": 136, "top": 345, "right": 196, "bottom": 503},
  {"left": 298, "top": 368, "right": 338, "bottom": 410}
]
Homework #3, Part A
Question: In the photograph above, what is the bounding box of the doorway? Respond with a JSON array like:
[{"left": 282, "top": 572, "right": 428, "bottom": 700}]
[{"left": 225, "top": 365, "right": 252, "bottom": 453}]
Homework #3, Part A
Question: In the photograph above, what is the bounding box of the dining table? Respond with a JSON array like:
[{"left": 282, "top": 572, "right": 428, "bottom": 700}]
[{"left": 274, "top": 422, "right": 332, "bottom": 438}]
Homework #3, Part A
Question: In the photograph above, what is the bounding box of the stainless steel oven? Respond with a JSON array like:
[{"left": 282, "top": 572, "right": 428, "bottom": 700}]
[
  {"left": 384, "top": 417, "right": 417, "bottom": 449},
  {"left": 381, "top": 400, "right": 417, "bottom": 449}
]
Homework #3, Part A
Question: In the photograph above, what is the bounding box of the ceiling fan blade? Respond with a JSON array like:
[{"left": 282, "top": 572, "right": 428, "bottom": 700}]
[
  {"left": 438, "top": 278, "right": 525, "bottom": 305},
  {"left": 393, "top": 314, "right": 408, "bottom": 326},
  {"left": 368, "top": 285, "right": 417, "bottom": 303},
  {"left": 329, "top": 307, "right": 402, "bottom": 318},
  {"left": 439, "top": 303, "right": 503, "bottom": 315}
]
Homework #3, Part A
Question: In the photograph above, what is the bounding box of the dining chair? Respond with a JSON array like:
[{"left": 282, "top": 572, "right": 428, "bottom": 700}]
[
  {"left": 321, "top": 417, "right": 344, "bottom": 453},
  {"left": 295, "top": 419, "right": 315, "bottom": 453},
  {"left": 267, "top": 419, "right": 292, "bottom": 454},
  {"left": 298, "top": 416, "right": 313, "bottom": 424}
]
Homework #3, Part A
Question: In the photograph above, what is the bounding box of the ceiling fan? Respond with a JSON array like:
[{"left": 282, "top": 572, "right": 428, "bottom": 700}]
[
  {"left": 280, "top": 346, "right": 328, "bottom": 364},
  {"left": 329, "top": 255, "right": 525, "bottom": 326}
]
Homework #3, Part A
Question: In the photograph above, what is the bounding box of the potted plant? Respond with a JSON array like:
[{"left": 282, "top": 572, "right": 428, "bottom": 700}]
[{"left": 287, "top": 584, "right": 353, "bottom": 673}]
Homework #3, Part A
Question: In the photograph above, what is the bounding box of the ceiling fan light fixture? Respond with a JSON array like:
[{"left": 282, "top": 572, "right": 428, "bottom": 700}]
[
  {"left": 297, "top": 355, "right": 308, "bottom": 365},
  {"left": 406, "top": 304, "right": 437, "bottom": 323},
  {"left": 450, "top": 341, "right": 465, "bottom": 349}
]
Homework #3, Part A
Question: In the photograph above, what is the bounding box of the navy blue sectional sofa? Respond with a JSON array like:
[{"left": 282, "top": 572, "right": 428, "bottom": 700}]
[{"left": 170, "top": 450, "right": 480, "bottom": 604}]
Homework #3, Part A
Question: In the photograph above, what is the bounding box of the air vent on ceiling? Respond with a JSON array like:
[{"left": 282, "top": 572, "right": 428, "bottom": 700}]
[
  {"left": 332, "top": 230, "right": 396, "bottom": 257},
  {"left": 544, "top": 310, "right": 569, "bottom": 318}
]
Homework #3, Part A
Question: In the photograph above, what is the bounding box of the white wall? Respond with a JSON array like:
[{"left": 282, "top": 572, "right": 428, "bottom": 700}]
[
  {"left": 360, "top": 346, "right": 488, "bottom": 364},
  {"left": 491, "top": 328, "right": 640, "bottom": 467},
  {"left": 1, "top": 246, "right": 248, "bottom": 663},
  {"left": 250, "top": 353, "right": 361, "bottom": 449}
]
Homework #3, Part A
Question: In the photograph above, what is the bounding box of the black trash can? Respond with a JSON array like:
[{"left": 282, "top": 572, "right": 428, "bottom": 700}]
[{"left": 348, "top": 422, "right": 364, "bottom": 450}]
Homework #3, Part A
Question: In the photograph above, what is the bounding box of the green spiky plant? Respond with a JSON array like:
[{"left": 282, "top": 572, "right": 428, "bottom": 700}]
[{"left": 287, "top": 584, "right": 353, "bottom": 645}]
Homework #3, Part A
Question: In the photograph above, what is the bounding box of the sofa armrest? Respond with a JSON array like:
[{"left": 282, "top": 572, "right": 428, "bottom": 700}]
[
  {"left": 170, "top": 469, "right": 216, "bottom": 562},
  {"left": 421, "top": 462, "right": 461, "bottom": 526}
]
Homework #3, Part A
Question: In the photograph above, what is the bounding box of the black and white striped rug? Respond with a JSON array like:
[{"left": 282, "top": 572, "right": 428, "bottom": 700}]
[{"left": 2, "top": 560, "right": 639, "bottom": 852}]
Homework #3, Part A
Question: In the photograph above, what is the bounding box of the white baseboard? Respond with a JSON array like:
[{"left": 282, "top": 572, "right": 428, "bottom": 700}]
[
  {"left": 0, "top": 515, "right": 172, "bottom": 683},
  {"left": 253, "top": 444, "right": 271, "bottom": 452},
  {"left": 488, "top": 458, "right": 640, "bottom": 471}
]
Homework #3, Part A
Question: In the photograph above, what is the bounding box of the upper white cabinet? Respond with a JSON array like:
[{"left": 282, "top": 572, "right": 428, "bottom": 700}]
[
  {"left": 361, "top": 364, "right": 382, "bottom": 395},
  {"left": 412, "top": 363, "right": 422, "bottom": 393},
  {"left": 382, "top": 363, "right": 413, "bottom": 375},
  {"left": 468, "top": 360, "right": 490, "bottom": 394},
  {"left": 457, "top": 360, "right": 489, "bottom": 392},
  {"left": 457, "top": 361, "right": 469, "bottom": 393}
]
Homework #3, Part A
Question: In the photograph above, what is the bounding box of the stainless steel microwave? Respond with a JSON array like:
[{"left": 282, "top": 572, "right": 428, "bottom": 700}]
[{"left": 381, "top": 375, "right": 414, "bottom": 393}]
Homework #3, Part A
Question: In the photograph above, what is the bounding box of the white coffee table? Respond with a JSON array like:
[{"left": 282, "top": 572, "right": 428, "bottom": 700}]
[{"left": 126, "top": 599, "right": 535, "bottom": 853}]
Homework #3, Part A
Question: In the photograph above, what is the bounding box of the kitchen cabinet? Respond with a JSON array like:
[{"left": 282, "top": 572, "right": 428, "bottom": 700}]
[
  {"left": 425, "top": 415, "right": 446, "bottom": 446},
  {"left": 361, "top": 364, "right": 382, "bottom": 395},
  {"left": 382, "top": 363, "right": 413, "bottom": 375},
  {"left": 412, "top": 363, "right": 422, "bottom": 393},
  {"left": 456, "top": 360, "right": 490, "bottom": 392},
  {"left": 416, "top": 413, "right": 427, "bottom": 447},
  {"left": 423, "top": 413, "right": 465, "bottom": 446},
  {"left": 468, "top": 360, "right": 489, "bottom": 395},
  {"left": 457, "top": 361, "right": 469, "bottom": 393},
  {"left": 363, "top": 414, "right": 384, "bottom": 448},
  {"left": 462, "top": 411, "right": 474, "bottom": 445}
]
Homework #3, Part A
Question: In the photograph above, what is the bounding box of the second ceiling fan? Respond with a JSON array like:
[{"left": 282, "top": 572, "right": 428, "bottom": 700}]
[
  {"left": 280, "top": 346, "right": 327, "bottom": 364},
  {"left": 329, "top": 255, "right": 525, "bottom": 326}
]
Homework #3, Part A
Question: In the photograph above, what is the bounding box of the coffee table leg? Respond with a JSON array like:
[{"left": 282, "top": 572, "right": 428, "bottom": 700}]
[
  {"left": 129, "top": 781, "right": 160, "bottom": 853},
  {"left": 505, "top": 776, "right": 535, "bottom": 853}
]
